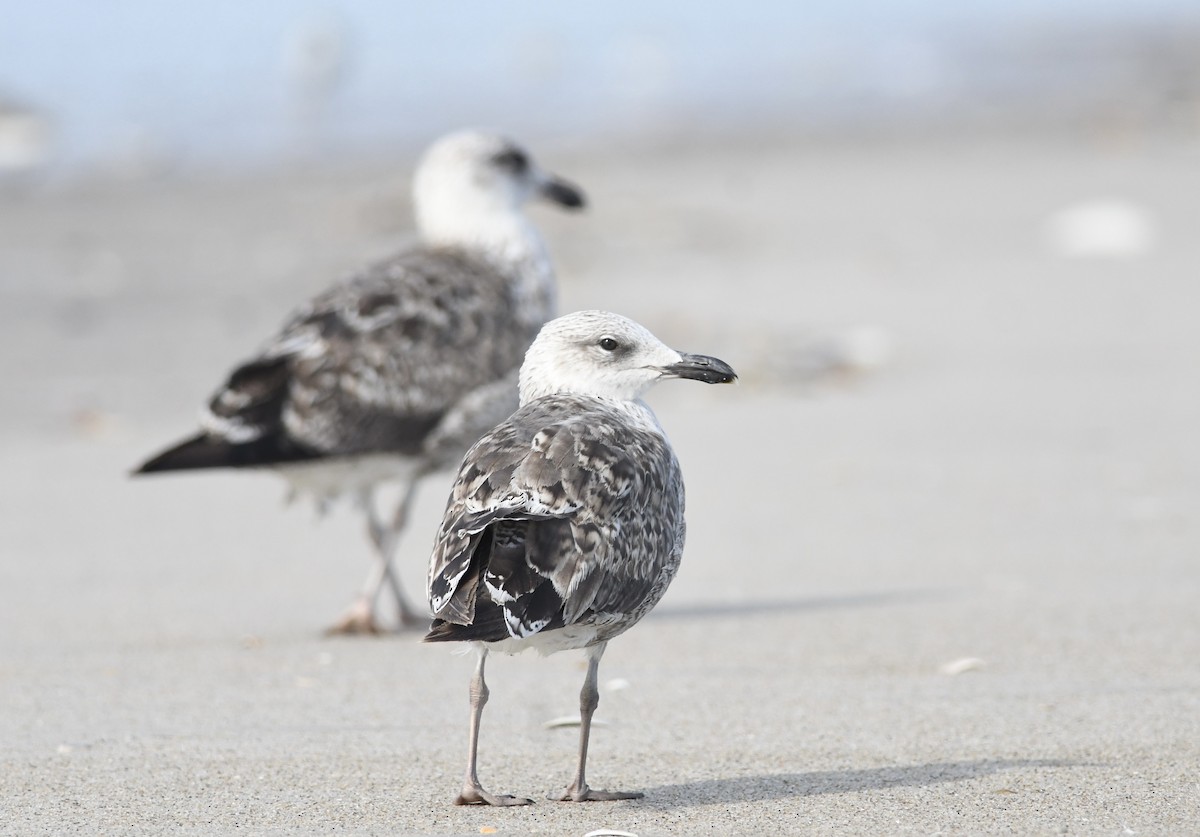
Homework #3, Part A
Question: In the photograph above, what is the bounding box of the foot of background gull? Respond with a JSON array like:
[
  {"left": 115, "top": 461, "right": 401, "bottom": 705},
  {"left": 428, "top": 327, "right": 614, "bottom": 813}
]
[
  {"left": 325, "top": 560, "right": 425, "bottom": 634},
  {"left": 325, "top": 595, "right": 383, "bottom": 636},
  {"left": 327, "top": 484, "right": 426, "bottom": 635},
  {"left": 548, "top": 642, "right": 643, "bottom": 803},
  {"left": 454, "top": 646, "right": 534, "bottom": 806}
]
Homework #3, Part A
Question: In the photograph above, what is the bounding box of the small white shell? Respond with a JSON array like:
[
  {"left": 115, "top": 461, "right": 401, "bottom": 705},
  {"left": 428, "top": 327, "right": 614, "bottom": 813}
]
[
  {"left": 1044, "top": 199, "right": 1156, "bottom": 258},
  {"left": 940, "top": 657, "right": 986, "bottom": 675}
]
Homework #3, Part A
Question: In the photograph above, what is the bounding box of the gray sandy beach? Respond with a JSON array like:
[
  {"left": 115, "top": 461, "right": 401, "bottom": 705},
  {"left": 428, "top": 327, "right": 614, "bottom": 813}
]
[{"left": 2, "top": 131, "right": 1198, "bottom": 834}]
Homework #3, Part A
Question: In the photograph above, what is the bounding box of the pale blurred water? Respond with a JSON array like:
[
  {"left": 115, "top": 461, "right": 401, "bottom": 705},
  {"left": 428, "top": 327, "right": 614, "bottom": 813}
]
[{"left": 1, "top": 0, "right": 1198, "bottom": 174}]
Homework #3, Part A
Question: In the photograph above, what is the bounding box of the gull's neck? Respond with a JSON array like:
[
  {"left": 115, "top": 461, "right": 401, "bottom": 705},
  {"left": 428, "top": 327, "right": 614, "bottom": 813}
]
[
  {"left": 516, "top": 384, "right": 662, "bottom": 430},
  {"left": 418, "top": 201, "right": 556, "bottom": 326}
]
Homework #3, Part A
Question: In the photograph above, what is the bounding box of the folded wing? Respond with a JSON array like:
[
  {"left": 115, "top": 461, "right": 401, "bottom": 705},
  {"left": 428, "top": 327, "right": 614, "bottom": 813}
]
[
  {"left": 136, "top": 248, "right": 534, "bottom": 473},
  {"left": 426, "top": 397, "right": 683, "bottom": 643}
]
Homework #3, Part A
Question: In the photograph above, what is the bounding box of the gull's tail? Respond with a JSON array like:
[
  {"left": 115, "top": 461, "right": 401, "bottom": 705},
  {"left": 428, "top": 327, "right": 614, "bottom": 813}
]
[{"left": 132, "top": 432, "right": 314, "bottom": 474}]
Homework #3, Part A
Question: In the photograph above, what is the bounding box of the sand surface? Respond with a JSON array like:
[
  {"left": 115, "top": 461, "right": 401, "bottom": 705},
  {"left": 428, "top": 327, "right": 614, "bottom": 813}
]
[{"left": 2, "top": 131, "right": 1199, "bottom": 835}]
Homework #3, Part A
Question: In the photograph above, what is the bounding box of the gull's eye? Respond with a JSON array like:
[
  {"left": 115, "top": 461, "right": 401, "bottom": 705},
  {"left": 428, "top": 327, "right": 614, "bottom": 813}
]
[
  {"left": 598, "top": 337, "right": 620, "bottom": 352},
  {"left": 492, "top": 148, "right": 529, "bottom": 173}
]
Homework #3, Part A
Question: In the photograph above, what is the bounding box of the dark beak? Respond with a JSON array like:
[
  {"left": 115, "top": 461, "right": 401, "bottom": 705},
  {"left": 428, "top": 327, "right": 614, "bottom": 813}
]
[
  {"left": 538, "top": 175, "right": 587, "bottom": 210},
  {"left": 663, "top": 352, "right": 738, "bottom": 384}
]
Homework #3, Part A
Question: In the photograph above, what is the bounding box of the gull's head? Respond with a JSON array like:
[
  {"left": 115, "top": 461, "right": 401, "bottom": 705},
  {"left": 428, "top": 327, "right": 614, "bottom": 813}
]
[
  {"left": 413, "top": 130, "right": 585, "bottom": 248},
  {"left": 519, "top": 310, "right": 738, "bottom": 405}
]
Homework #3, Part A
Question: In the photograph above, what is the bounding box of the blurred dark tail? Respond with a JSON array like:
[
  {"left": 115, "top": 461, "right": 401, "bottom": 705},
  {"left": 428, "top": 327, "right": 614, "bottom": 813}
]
[
  {"left": 133, "top": 434, "right": 244, "bottom": 474},
  {"left": 133, "top": 432, "right": 316, "bottom": 475}
]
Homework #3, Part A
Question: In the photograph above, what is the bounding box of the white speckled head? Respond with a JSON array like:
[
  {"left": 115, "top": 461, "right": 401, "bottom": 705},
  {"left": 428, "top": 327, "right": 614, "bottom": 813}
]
[
  {"left": 412, "top": 130, "right": 584, "bottom": 251},
  {"left": 519, "top": 310, "right": 737, "bottom": 405}
]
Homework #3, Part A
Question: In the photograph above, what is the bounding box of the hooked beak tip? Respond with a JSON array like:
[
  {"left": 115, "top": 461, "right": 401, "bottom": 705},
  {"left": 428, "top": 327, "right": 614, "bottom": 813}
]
[{"left": 664, "top": 352, "right": 738, "bottom": 385}]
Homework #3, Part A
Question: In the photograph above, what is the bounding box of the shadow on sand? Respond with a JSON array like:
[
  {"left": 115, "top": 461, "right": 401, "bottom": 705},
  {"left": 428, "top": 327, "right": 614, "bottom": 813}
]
[
  {"left": 648, "top": 587, "right": 955, "bottom": 621},
  {"left": 640, "top": 759, "right": 1072, "bottom": 808}
]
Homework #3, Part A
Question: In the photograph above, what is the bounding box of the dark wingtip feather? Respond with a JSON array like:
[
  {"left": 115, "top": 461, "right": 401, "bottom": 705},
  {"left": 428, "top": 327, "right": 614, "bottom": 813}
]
[
  {"left": 422, "top": 620, "right": 460, "bottom": 643},
  {"left": 133, "top": 433, "right": 239, "bottom": 474},
  {"left": 422, "top": 600, "right": 511, "bottom": 643},
  {"left": 132, "top": 432, "right": 319, "bottom": 475}
]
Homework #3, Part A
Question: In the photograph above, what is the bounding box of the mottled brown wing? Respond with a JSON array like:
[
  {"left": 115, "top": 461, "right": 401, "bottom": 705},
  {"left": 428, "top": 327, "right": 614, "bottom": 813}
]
[
  {"left": 426, "top": 397, "right": 684, "bottom": 641},
  {"left": 161, "top": 247, "right": 537, "bottom": 470}
]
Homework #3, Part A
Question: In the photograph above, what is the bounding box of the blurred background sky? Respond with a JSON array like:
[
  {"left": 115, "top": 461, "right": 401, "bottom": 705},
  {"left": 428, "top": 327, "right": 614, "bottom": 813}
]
[{"left": 2, "top": 0, "right": 1199, "bottom": 179}]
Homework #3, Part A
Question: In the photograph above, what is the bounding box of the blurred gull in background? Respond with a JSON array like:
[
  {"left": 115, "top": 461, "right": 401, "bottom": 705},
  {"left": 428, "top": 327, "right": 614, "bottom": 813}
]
[{"left": 133, "top": 130, "right": 586, "bottom": 634}]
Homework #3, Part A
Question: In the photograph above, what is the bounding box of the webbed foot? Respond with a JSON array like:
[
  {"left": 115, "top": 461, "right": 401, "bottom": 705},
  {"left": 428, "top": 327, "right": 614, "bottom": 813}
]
[
  {"left": 455, "top": 785, "right": 534, "bottom": 806},
  {"left": 548, "top": 784, "right": 643, "bottom": 802}
]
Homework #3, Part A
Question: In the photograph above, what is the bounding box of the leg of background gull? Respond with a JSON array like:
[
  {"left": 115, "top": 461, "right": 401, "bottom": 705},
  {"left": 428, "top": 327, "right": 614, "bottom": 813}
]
[
  {"left": 374, "top": 477, "right": 426, "bottom": 627},
  {"left": 456, "top": 645, "right": 533, "bottom": 806},
  {"left": 550, "top": 641, "right": 644, "bottom": 802},
  {"left": 325, "top": 483, "right": 422, "bottom": 634}
]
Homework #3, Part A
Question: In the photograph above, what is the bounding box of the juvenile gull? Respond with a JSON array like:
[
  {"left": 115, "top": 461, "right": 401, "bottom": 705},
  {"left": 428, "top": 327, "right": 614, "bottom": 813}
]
[
  {"left": 426, "top": 310, "right": 736, "bottom": 805},
  {"left": 134, "top": 130, "right": 585, "bottom": 634}
]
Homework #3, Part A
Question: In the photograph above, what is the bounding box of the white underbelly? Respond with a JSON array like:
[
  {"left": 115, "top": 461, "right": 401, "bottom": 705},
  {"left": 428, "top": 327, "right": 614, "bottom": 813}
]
[
  {"left": 486, "top": 624, "right": 602, "bottom": 657},
  {"left": 274, "top": 453, "right": 419, "bottom": 504}
]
